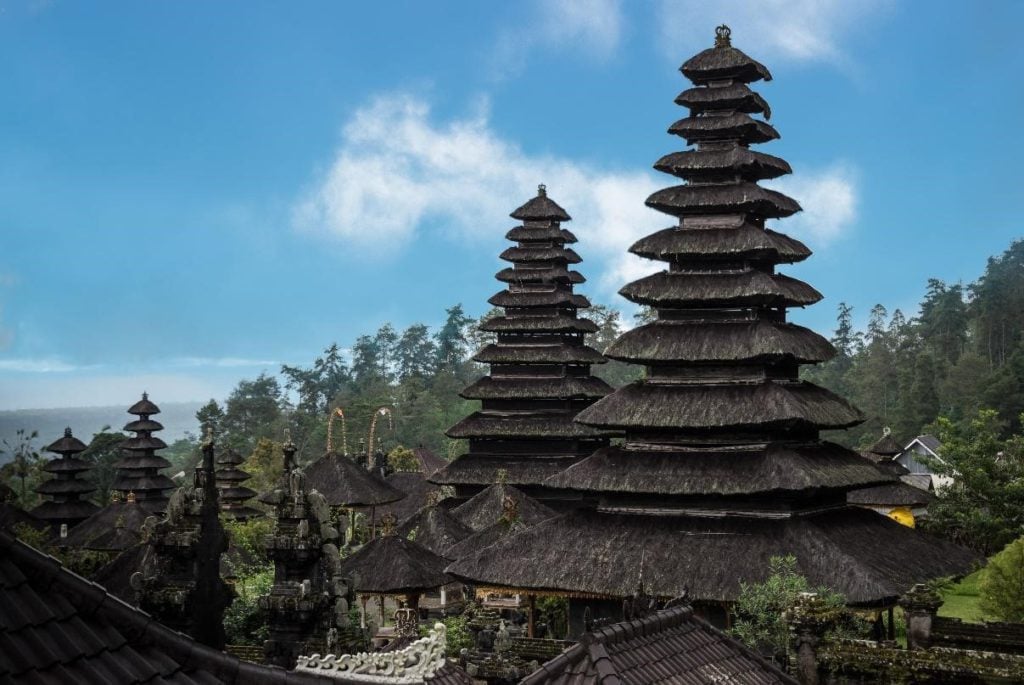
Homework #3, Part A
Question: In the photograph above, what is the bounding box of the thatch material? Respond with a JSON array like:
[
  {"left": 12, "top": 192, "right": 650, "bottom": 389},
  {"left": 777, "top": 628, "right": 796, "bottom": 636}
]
[
  {"left": 522, "top": 605, "right": 795, "bottom": 685},
  {"left": 44, "top": 430, "right": 88, "bottom": 454},
  {"left": 92, "top": 543, "right": 148, "bottom": 603},
  {"left": 339, "top": 534, "right": 452, "bottom": 595},
  {"left": 35, "top": 428, "right": 98, "bottom": 529},
  {"left": 123, "top": 418, "right": 163, "bottom": 432},
  {"left": 114, "top": 394, "right": 174, "bottom": 510},
  {"left": 576, "top": 380, "right": 864, "bottom": 432},
  {"left": 669, "top": 112, "right": 779, "bottom": 144},
  {"left": 413, "top": 447, "right": 448, "bottom": 476},
  {"left": 303, "top": 451, "right": 405, "bottom": 507},
  {"left": 447, "top": 412, "right": 610, "bottom": 439},
  {"left": 500, "top": 246, "right": 582, "bottom": 264},
  {"left": 847, "top": 482, "right": 933, "bottom": 507},
  {"left": 479, "top": 315, "right": 598, "bottom": 334},
  {"left": 63, "top": 500, "right": 151, "bottom": 549},
  {"left": 869, "top": 431, "right": 903, "bottom": 457},
  {"left": 396, "top": 504, "right": 473, "bottom": 556},
  {"left": 654, "top": 148, "right": 791, "bottom": 181},
  {"left": 431, "top": 454, "right": 583, "bottom": 488},
  {"left": 448, "top": 507, "right": 978, "bottom": 605},
  {"left": 474, "top": 343, "right": 605, "bottom": 365},
  {"left": 629, "top": 224, "right": 810, "bottom": 263},
  {"left": 620, "top": 270, "right": 821, "bottom": 308},
  {"left": 461, "top": 376, "right": 611, "bottom": 401},
  {"left": 445, "top": 518, "right": 528, "bottom": 561},
  {"left": 452, "top": 482, "right": 556, "bottom": 532},
  {"left": 546, "top": 442, "right": 892, "bottom": 496},
  {"left": 495, "top": 267, "right": 585, "bottom": 284},
  {"left": 487, "top": 290, "right": 590, "bottom": 308},
  {"left": 681, "top": 43, "right": 772, "bottom": 84},
  {"left": 0, "top": 501, "right": 45, "bottom": 532},
  {"left": 646, "top": 182, "right": 800, "bottom": 218},
  {"left": 511, "top": 191, "right": 572, "bottom": 221},
  {"left": 371, "top": 471, "right": 438, "bottom": 525},
  {"left": 506, "top": 226, "right": 577, "bottom": 243},
  {"left": 605, "top": 319, "right": 833, "bottom": 365},
  {"left": 31, "top": 499, "right": 99, "bottom": 524},
  {"left": 675, "top": 82, "right": 771, "bottom": 117}
]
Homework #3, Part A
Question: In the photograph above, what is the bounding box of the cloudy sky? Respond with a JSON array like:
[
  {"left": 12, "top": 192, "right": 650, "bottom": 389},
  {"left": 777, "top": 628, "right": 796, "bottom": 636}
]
[{"left": 1, "top": 1, "right": 1021, "bottom": 409}]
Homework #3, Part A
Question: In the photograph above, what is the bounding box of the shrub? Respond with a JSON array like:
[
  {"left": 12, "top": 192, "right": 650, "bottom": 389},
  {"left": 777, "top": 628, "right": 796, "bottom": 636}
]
[{"left": 980, "top": 536, "right": 1024, "bottom": 622}]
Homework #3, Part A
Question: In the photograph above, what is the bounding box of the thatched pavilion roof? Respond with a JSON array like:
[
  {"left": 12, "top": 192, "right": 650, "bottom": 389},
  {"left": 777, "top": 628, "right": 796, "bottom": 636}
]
[
  {"left": 63, "top": 499, "right": 151, "bottom": 551},
  {"left": 32, "top": 427, "right": 98, "bottom": 530},
  {"left": 112, "top": 393, "right": 175, "bottom": 512},
  {"left": 451, "top": 482, "right": 556, "bottom": 532},
  {"left": 340, "top": 534, "right": 452, "bottom": 595},
  {"left": 395, "top": 504, "right": 472, "bottom": 557},
  {"left": 303, "top": 451, "right": 405, "bottom": 507}
]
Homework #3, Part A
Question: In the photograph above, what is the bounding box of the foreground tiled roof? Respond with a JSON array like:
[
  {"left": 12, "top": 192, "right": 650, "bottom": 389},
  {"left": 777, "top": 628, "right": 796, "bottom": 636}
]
[{"left": 521, "top": 605, "right": 796, "bottom": 685}]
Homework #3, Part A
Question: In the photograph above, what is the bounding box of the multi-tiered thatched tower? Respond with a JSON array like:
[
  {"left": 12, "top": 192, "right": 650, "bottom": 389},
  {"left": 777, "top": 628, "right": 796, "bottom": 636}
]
[
  {"left": 32, "top": 428, "right": 99, "bottom": 535},
  {"left": 433, "top": 187, "right": 612, "bottom": 505},
  {"left": 449, "top": 27, "right": 975, "bottom": 622},
  {"left": 112, "top": 393, "right": 175, "bottom": 513}
]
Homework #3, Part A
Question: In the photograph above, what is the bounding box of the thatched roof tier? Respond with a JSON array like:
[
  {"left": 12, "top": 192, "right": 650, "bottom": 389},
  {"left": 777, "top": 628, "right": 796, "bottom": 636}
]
[
  {"left": 35, "top": 478, "right": 96, "bottom": 496},
  {"left": 506, "top": 226, "right": 577, "bottom": 242},
  {"left": 85, "top": 517, "right": 143, "bottom": 552},
  {"left": 445, "top": 518, "right": 527, "bottom": 561},
  {"left": 576, "top": 381, "right": 864, "bottom": 432},
  {"left": 217, "top": 447, "right": 246, "bottom": 466},
  {"left": 479, "top": 315, "right": 598, "bottom": 334},
  {"left": 681, "top": 37, "right": 772, "bottom": 84},
  {"left": 396, "top": 504, "right": 473, "bottom": 556},
  {"left": 64, "top": 500, "right": 151, "bottom": 549},
  {"left": 620, "top": 270, "right": 822, "bottom": 309},
  {"left": 113, "top": 454, "right": 173, "bottom": 470},
  {"left": 41, "top": 455, "right": 93, "bottom": 473},
  {"left": 510, "top": 188, "right": 572, "bottom": 221},
  {"left": 447, "top": 412, "right": 610, "bottom": 439},
  {"left": 126, "top": 393, "right": 161, "bottom": 416},
  {"left": 461, "top": 376, "right": 611, "bottom": 401},
  {"left": 487, "top": 290, "right": 590, "bottom": 308},
  {"left": 654, "top": 148, "right": 791, "bottom": 181},
  {"left": 340, "top": 534, "right": 452, "bottom": 595},
  {"left": 452, "top": 482, "right": 556, "bottom": 532},
  {"left": 431, "top": 453, "right": 583, "bottom": 488},
  {"left": 447, "top": 507, "right": 977, "bottom": 605},
  {"left": 120, "top": 435, "right": 169, "bottom": 451},
  {"left": 545, "top": 442, "right": 890, "bottom": 497},
  {"left": 214, "top": 467, "right": 251, "bottom": 482},
  {"left": 495, "top": 267, "right": 585, "bottom": 284},
  {"left": 31, "top": 499, "right": 99, "bottom": 523},
  {"left": 500, "top": 246, "right": 582, "bottom": 264},
  {"left": 44, "top": 430, "right": 88, "bottom": 455},
  {"left": 669, "top": 112, "right": 779, "bottom": 144},
  {"left": 0, "top": 501, "right": 44, "bottom": 532},
  {"left": 123, "top": 418, "right": 164, "bottom": 432},
  {"left": 847, "top": 482, "right": 933, "bottom": 507},
  {"left": 869, "top": 430, "right": 903, "bottom": 458},
  {"left": 605, "top": 319, "right": 834, "bottom": 365},
  {"left": 474, "top": 343, "right": 606, "bottom": 365},
  {"left": 371, "top": 471, "right": 439, "bottom": 526},
  {"left": 629, "top": 224, "right": 810, "bottom": 263},
  {"left": 645, "top": 182, "right": 800, "bottom": 218},
  {"left": 675, "top": 82, "right": 771, "bottom": 117},
  {"left": 303, "top": 451, "right": 405, "bottom": 507},
  {"left": 219, "top": 485, "right": 258, "bottom": 501}
]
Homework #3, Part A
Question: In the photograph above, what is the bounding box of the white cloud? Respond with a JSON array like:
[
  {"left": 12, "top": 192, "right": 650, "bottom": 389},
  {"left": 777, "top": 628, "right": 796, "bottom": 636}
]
[
  {"left": 0, "top": 373, "right": 234, "bottom": 411},
  {"left": 170, "top": 357, "right": 280, "bottom": 369},
  {"left": 0, "top": 358, "right": 84, "bottom": 373},
  {"left": 766, "top": 163, "right": 858, "bottom": 245},
  {"left": 295, "top": 92, "right": 858, "bottom": 305},
  {"left": 490, "top": 0, "right": 623, "bottom": 78},
  {"left": 655, "top": 0, "right": 891, "bottom": 66}
]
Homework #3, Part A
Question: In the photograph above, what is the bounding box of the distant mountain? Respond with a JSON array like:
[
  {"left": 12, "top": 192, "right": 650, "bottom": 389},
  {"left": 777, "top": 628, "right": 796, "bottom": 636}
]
[{"left": 0, "top": 402, "right": 205, "bottom": 463}]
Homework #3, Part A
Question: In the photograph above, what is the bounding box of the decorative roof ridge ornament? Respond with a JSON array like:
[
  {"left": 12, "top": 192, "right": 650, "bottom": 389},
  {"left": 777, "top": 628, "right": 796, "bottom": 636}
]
[
  {"left": 537, "top": 183, "right": 547, "bottom": 197},
  {"left": 715, "top": 24, "right": 731, "bottom": 48},
  {"left": 296, "top": 622, "right": 448, "bottom": 682}
]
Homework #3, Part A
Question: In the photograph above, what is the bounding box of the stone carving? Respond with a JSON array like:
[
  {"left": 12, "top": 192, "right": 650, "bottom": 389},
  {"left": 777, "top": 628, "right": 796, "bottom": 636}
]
[{"left": 297, "top": 623, "right": 448, "bottom": 683}]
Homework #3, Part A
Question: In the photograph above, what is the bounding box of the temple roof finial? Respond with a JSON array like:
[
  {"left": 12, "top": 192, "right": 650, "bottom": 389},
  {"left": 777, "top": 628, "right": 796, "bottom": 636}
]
[
  {"left": 538, "top": 183, "right": 547, "bottom": 197},
  {"left": 142, "top": 391, "right": 148, "bottom": 400},
  {"left": 715, "top": 24, "right": 731, "bottom": 48},
  {"left": 64, "top": 426, "right": 73, "bottom": 437}
]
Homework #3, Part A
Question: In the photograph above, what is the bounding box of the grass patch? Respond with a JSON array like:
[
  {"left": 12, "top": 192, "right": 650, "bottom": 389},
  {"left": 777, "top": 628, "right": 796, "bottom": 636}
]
[{"left": 938, "top": 570, "right": 988, "bottom": 623}]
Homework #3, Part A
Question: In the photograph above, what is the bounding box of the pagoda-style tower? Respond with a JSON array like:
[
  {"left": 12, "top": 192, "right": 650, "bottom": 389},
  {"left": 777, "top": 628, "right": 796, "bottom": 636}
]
[
  {"left": 433, "top": 186, "right": 613, "bottom": 504},
  {"left": 449, "top": 27, "right": 976, "bottom": 617},
  {"left": 32, "top": 428, "right": 99, "bottom": 535},
  {"left": 215, "top": 446, "right": 261, "bottom": 520},
  {"left": 112, "top": 393, "right": 175, "bottom": 513}
]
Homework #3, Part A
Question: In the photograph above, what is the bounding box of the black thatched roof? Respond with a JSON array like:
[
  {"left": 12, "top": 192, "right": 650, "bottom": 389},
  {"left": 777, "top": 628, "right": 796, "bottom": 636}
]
[
  {"left": 62, "top": 500, "right": 151, "bottom": 550},
  {"left": 654, "top": 148, "right": 791, "bottom": 181},
  {"left": 522, "top": 605, "right": 795, "bottom": 685},
  {"left": 0, "top": 530, "right": 342, "bottom": 684},
  {"left": 675, "top": 82, "right": 771, "bottom": 117},
  {"left": 511, "top": 186, "right": 571, "bottom": 221},
  {"left": 629, "top": 224, "right": 810, "bottom": 263},
  {"left": 44, "top": 428, "right": 88, "bottom": 455},
  {"left": 431, "top": 454, "right": 583, "bottom": 489},
  {"left": 396, "top": 504, "right": 473, "bottom": 557},
  {"left": 461, "top": 376, "right": 611, "bottom": 401},
  {"left": 576, "top": 381, "right": 864, "bottom": 432},
  {"left": 371, "top": 471, "right": 438, "bottom": 526},
  {"left": 303, "top": 452, "right": 405, "bottom": 507},
  {"left": 869, "top": 430, "right": 903, "bottom": 458},
  {"left": 413, "top": 447, "right": 448, "bottom": 477},
  {"left": 479, "top": 315, "right": 598, "bottom": 334},
  {"left": 506, "top": 225, "right": 578, "bottom": 242},
  {"left": 669, "top": 112, "right": 779, "bottom": 145},
  {"left": 127, "top": 392, "right": 161, "bottom": 416},
  {"left": 500, "top": 246, "right": 582, "bottom": 264},
  {"left": 646, "top": 182, "right": 800, "bottom": 219},
  {"left": 91, "top": 543, "right": 148, "bottom": 603},
  {"left": 339, "top": 534, "right": 452, "bottom": 595},
  {"left": 444, "top": 517, "right": 528, "bottom": 561},
  {"left": 495, "top": 267, "right": 586, "bottom": 286},
  {"left": 680, "top": 30, "right": 772, "bottom": 84},
  {"left": 847, "top": 482, "right": 933, "bottom": 507},
  {"left": 605, "top": 319, "right": 833, "bottom": 365},
  {"left": 451, "top": 482, "right": 556, "bottom": 532},
  {"left": 35, "top": 428, "right": 98, "bottom": 529},
  {"left": 31, "top": 499, "right": 100, "bottom": 525},
  {"left": 447, "top": 412, "right": 610, "bottom": 439},
  {"left": 474, "top": 343, "right": 606, "bottom": 365},
  {"left": 620, "top": 270, "right": 821, "bottom": 308},
  {"left": 114, "top": 394, "right": 174, "bottom": 510},
  {"left": 0, "top": 501, "right": 44, "bottom": 533},
  {"left": 545, "top": 442, "right": 892, "bottom": 497},
  {"left": 487, "top": 290, "right": 590, "bottom": 309},
  {"left": 448, "top": 507, "right": 978, "bottom": 605}
]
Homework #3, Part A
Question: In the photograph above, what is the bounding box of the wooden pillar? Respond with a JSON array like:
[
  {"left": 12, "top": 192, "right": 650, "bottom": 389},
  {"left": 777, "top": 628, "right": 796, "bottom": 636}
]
[
  {"left": 408, "top": 592, "right": 421, "bottom": 611},
  {"left": 360, "top": 595, "right": 368, "bottom": 629},
  {"left": 528, "top": 594, "right": 536, "bottom": 638}
]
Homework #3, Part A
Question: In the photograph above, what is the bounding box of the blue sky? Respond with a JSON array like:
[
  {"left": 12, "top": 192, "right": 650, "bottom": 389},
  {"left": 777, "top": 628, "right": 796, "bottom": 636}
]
[{"left": 1, "top": 1, "right": 1021, "bottom": 409}]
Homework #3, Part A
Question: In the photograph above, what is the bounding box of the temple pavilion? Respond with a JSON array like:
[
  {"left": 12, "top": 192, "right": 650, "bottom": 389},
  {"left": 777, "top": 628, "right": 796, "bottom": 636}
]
[
  {"left": 31, "top": 427, "right": 99, "bottom": 535},
  {"left": 433, "top": 187, "right": 613, "bottom": 505},
  {"left": 448, "top": 26, "right": 976, "bottom": 627},
  {"left": 112, "top": 393, "right": 176, "bottom": 513}
]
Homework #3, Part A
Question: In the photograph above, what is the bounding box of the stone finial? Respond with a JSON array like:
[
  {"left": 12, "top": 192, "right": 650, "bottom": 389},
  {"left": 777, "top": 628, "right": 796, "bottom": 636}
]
[
  {"left": 426, "top": 490, "right": 441, "bottom": 507},
  {"left": 64, "top": 426, "right": 73, "bottom": 438},
  {"left": 381, "top": 512, "right": 397, "bottom": 536},
  {"left": 495, "top": 468, "right": 508, "bottom": 485},
  {"left": 715, "top": 24, "right": 731, "bottom": 48},
  {"left": 500, "top": 493, "right": 519, "bottom": 524},
  {"left": 538, "top": 183, "right": 547, "bottom": 197}
]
